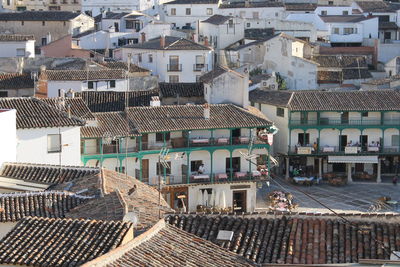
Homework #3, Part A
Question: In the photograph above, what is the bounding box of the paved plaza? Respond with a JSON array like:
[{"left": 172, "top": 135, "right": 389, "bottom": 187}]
[{"left": 256, "top": 178, "right": 400, "bottom": 213}]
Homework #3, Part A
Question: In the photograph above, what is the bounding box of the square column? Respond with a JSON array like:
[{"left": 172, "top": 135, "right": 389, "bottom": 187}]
[
  {"left": 377, "top": 159, "right": 382, "bottom": 183},
  {"left": 285, "top": 157, "right": 290, "bottom": 179},
  {"left": 347, "top": 163, "right": 353, "bottom": 183},
  {"left": 318, "top": 158, "right": 322, "bottom": 179}
]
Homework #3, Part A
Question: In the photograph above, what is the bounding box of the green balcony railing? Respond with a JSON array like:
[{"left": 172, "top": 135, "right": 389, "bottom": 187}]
[{"left": 290, "top": 118, "right": 400, "bottom": 126}]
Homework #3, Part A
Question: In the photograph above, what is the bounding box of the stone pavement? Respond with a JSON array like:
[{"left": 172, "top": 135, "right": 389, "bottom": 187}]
[{"left": 256, "top": 178, "right": 400, "bottom": 213}]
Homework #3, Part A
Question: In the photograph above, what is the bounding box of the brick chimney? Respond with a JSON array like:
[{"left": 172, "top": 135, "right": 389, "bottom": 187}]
[
  {"left": 141, "top": 32, "right": 146, "bottom": 43},
  {"left": 160, "top": 35, "right": 165, "bottom": 48}
]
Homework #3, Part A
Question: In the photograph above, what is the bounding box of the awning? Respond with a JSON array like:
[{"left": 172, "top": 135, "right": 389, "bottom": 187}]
[{"left": 328, "top": 155, "right": 378, "bottom": 164}]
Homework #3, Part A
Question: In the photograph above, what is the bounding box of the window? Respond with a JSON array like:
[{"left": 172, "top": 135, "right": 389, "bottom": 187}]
[
  {"left": 169, "top": 75, "right": 179, "bottom": 83},
  {"left": 148, "top": 54, "right": 153, "bottom": 63},
  {"left": 207, "top": 8, "right": 213, "bottom": 15},
  {"left": 47, "top": 134, "right": 61, "bottom": 153},
  {"left": 328, "top": 1, "right": 333, "bottom": 5},
  {"left": 196, "top": 75, "right": 200, "bottom": 82},
  {"left": 276, "top": 107, "right": 284, "bottom": 117},
  {"left": 157, "top": 161, "right": 171, "bottom": 175},
  {"left": 169, "top": 55, "right": 179, "bottom": 71},
  {"left": 246, "top": 22, "right": 250, "bottom": 27},
  {"left": 186, "top": 8, "right": 191, "bottom": 15},
  {"left": 42, "top": 21, "right": 45, "bottom": 26},
  {"left": 21, "top": 21, "right": 24, "bottom": 25},
  {"left": 228, "top": 19, "right": 233, "bottom": 28},
  {"left": 344, "top": 28, "right": 354, "bottom": 35},
  {"left": 343, "top": 11, "right": 348, "bottom": 15},
  {"left": 191, "top": 160, "right": 203, "bottom": 172},
  {"left": 195, "top": 55, "right": 205, "bottom": 69},
  {"left": 109, "top": 80, "right": 116, "bottom": 88},
  {"left": 321, "top": 10, "right": 327, "bottom": 15},
  {"left": 171, "top": 8, "right": 176, "bottom": 15},
  {"left": 16, "top": 48, "right": 25, "bottom": 57},
  {"left": 138, "top": 54, "right": 142, "bottom": 62},
  {"left": 0, "top": 91, "right": 8, "bottom": 97},
  {"left": 298, "top": 133, "right": 310, "bottom": 146},
  {"left": 88, "top": 81, "right": 94, "bottom": 89},
  {"left": 361, "top": 112, "right": 368, "bottom": 117},
  {"left": 333, "top": 28, "right": 339, "bottom": 34},
  {"left": 156, "top": 132, "right": 170, "bottom": 142},
  {"left": 252, "top": 12, "right": 259, "bottom": 19},
  {"left": 41, "top": 37, "right": 47, "bottom": 46},
  {"left": 63, "top": 21, "right": 66, "bottom": 26}
]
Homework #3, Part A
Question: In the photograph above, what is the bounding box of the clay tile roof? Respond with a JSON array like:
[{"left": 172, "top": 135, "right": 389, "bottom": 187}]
[
  {"left": 0, "top": 97, "right": 85, "bottom": 129},
  {"left": 98, "top": 61, "right": 150, "bottom": 73},
  {"left": 159, "top": 82, "right": 204, "bottom": 98},
  {"left": 75, "top": 90, "right": 159, "bottom": 112},
  {"left": 202, "top": 14, "right": 232, "bottom": 25},
  {"left": 89, "top": 221, "right": 254, "bottom": 267},
  {"left": 284, "top": 3, "right": 317, "bottom": 11},
  {"left": 0, "top": 73, "right": 34, "bottom": 90},
  {"left": 55, "top": 169, "right": 173, "bottom": 230},
  {"left": 0, "top": 191, "right": 91, "bottom": 222},
  {"left": 165, "top": 0, "right": 218, "bottom": 4},
  {"left": 0, "top": 162, "right": 100, "bottom": 185},
  {"left": 319, "top": 15, "right": 371, "bottom": 23},
  {"left": 249, "top": 89, "right": 293, "bottom": 107},
  {"left": 0, "top": 216, "right": 133, "bottom": 266},
  {"left": 0, "top": 34, "right": 35, "bottom": 41},
  {"left": 166, "top": 214, "right": 400, "bottom": 265},
  {"left": 126, "top": 104, "right": 272, "bottom": 133},
  {"left": 245, "top": 28, "right": 275, "bottom": 40},
  {"left": 219, "top": 1, "right": 283, "bottom": 8},
  {"left": 41, "top": 69, "right": 132, "bottom": 81},
  {"left": 313, "top": 55, "right": 368, "bottom": 68},
  {"left": 124, "top": 36, "right": 211, "bottom": 50},
  {"left": 199, "top": 65, "right": 229, "bottom": 83},
  {"left": 42, "top": 97, "right": 95, "bottom": 121},
  {"left": 355, "top": 1, "right": 400, "bottom": 12},
  {"left": 81, "top": 111, "right": 139, "bottom": 138},
  {"left": 0, "top": 11, "right": 82, "bottom": 21}
]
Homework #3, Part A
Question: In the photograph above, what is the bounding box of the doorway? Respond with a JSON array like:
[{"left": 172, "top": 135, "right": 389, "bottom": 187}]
[
  {"left": 233, "top": 190, "right": 247, "bottom": 212},
  {"left": 298, "top": 133, "right": 310, "bottom": 146},
  {"left": 226, "top": 157, "right": 241, "bottom": 173},
  {"left": 339, "top": 135, "right": 347, "bottom": 151},
  {"left": 360, "top": 135, "right": 368, "bottom": 151},
  {"left": 341, "top": 112, "right": 349, "bottom": 124},
  {"left": 142, "top": 159, "right": 149, "bottom": 183},
  {"left": 137, "top": 134, "right": 148, "bottom": 150}
]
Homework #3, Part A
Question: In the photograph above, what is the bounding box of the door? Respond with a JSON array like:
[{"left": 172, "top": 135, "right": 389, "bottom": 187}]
[
  {"left": 137, "top": 134, "right": 148, "bottom": 150},
  {"left": 341, "top": 112, "right": 349, "bottom": 124},
  {"left": 360, "top": 135, "right": 368, "bottom": 151},
  {"left": 233, "top": 190, "right": 247, "bottom": 212},
  {"left": 314, "top": 158, "right": 320, "bottom": 176},
  {"left": 226, "top": 157, "right": 240, "bottom": 173},
  {"left": 232, "top": 128, "right": 241, "bottom": 144},
  {"left": 300, "top": 112, "right": 308, "bottom": 124},
  {"left": 340, "top": 135, "right": 347, "bottom": 151},
  {"left": 298, "top": 133, "right": 310, "bottom": 146},
  {"left": 142, "top": 159, "right": 149, "bottom": 183},
  {"left": 355, "top": 163, "right": 364, "bottom": 172}
]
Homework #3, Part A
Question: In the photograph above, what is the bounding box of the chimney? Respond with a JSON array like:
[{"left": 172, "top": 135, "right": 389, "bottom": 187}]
[
  {"left": 203, "top": 103, "right": 210, "bottom": 120},
  {"left": 204, "top": 36, "right": 209, "bottom": 46},
  {"left": 150, "top": 96, "right": 161, "bottom": 107},
  {"left": 67, "top": 104, "right": 71, "bottom": 118},
  {"left": 141, "top": 32, "right": 146, "bottom": 43},
  {"left": 160, "top": 35, "right": 165, "bottom": 48},
  {"left": 40, "top": 65, "right": 46, "bottom": 72},
  {"left": 66, "top": 89, "right": 75, "bottom": 98},
  {"left": 102, "top": 10, "right": 107, "bottom": 19}
]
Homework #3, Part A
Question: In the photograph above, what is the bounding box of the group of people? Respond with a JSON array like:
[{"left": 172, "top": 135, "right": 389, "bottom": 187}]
[{"left": 346, "top": 140, "right": 380, "bottom": 147}]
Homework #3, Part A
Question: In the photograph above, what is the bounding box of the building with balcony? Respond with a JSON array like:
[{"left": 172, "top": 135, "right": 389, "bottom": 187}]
[
  {"left": 116, "top": 35, "right": 213, "bottom": 82},
  {"left": 250, "top": 89, "right": 400, "bottom": 183},
  {"left": 80, "top": 103, "right": 274, "bottom": 212}
]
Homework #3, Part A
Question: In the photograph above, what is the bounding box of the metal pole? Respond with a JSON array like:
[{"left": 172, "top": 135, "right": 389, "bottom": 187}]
[{"left": 158, "top": 155, "right": 162, "bottom": 219}]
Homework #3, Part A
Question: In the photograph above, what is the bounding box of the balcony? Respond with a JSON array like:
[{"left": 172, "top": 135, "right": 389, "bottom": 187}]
[
  {"left": 162, "top": 171, "right": 263, "bottom": 185},
  {"left": 193, "top": 64, "right": 208, "bottom": 72},
  {"left": 289, "top": 145, "right": 400, "bottom": 155},
  {"left": 167, "top": 64, "right": 182, "bottom": 72},
  {"left": 290, "top": 118, "right": 400, "bottom": 127}
]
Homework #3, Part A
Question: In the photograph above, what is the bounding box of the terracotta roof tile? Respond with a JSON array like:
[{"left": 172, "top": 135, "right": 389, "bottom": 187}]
[
  {"left": 0, "top": 34, "right": 35, "bottom": 41},
  {"left": 0, "top": 191, "right": 91, "bottom": 222},
  {"left": 219, "top": 1, "right": 283, "bottom": 8},
  {"left": 124, "top": 36, "right": 211, "bottom": 50},
  {"left": 0, "top": 11, "right": 82, "bottom": 21},
  {"left": 202, "top": 14, "right": 232, "bottom": 25},
  {"left": 0, "top": 73, "right": 34, "bottom": 90},
  {"left": 159, "top": 82, "right": 204, "bottom": 98},
  {"left": 98, "top": 61, "right": 149, "bottom": 73},
  {"left": 41, "top": 69, "right": 133, "bottom": 81},
  {"left": 0, "top": 216, "right": 133, "bottom": 266},
  {"left": 0, "top": 97, "right": 84, "bottom": 129},
  {"left": 0, "top": 162, "right": 100, "bottom": 185},
  {"left": 42, "top": 97, "right": 96, "bottom": 120},
  {"left": 166, "top": 214, "right": 400, "bottom": 264}
]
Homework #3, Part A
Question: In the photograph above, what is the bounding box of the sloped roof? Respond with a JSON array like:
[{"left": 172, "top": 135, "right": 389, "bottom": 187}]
[
  {"left": 0, "top": 34, "right": 35, "bottom": 41},
  {"left": 250, "top": 89, "right": 400, "bottom": 111},
  {"left": 125, "top": 104, "right": 272, "bottom": 133},
  {"left": 165, "top": 0, "right": 218, "bottom": 4},
  {"left": 124, "top": 36, "right": 211, "bottom": 50},
  {"left": 0, "top": 191, "right": 91, "bottom": 222},
  {"left": 0, "top": 216, "right": 133, "bottom": 266},
  {"left": 0, "top": 11, "right": 82, "bottom": 21},
  {"left": 313, "top": 55, "right": 368, "bottom": 68},
  {"left": 166, "top": 214, "right": 400, "bottom": 265},
  {"left": 355, "top": 1, "right": 400, "bottom": 13},
  {"left": 98, "top": 61, "right": 149, "bottom": 73},
  {"left": 199, "top": 65, "right": 229, "bottom": 83},
  {"left": 42, "top": 97, "right": 95, "bottom": 121},
  {"left": 202, "top": 14, "right": 231, "bottom": 25},
  {"left": 75, "top": 90, "right": 159, "bottom": 112},
  {"left": 284, "top": 3, "right": 317, "bottom": 11},
  {"left": 219, "top": 1, "right": 283, "bottom": 8},
  {"left": 0, "top": 97, "right": 84, "bottom": 129},
  {"left": 0, "top": 162, "right": 99, "bottom": 185},
  {"left": 245, "top": 28, "right": 275, "bottom": 40},
  {"left": 86, "top": 221, "right": 255, "bottom": 267},
  {"left": 41, "top": 69, "right": 132, "bottom": 81},
  {"left": 319, "top": 15, "right": 371, "bottom": 23},
  {"left": 0, "top": 73, "right": 34, "bottom": 90},
  {"left": 159, "top": 82, "right": 204, "bottom": 98}
]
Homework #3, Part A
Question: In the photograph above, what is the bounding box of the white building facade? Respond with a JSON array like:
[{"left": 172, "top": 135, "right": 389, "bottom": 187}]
[
  {"left": 0, "top": 109, "right": 17, "bottom": 167},
  {"left": 0, "top": 35, "right": 35, "bottom": 58}
]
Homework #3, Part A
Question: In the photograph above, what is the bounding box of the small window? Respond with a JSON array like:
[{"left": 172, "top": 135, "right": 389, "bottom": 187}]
[
  {"left": 41, "top": 37, "right": 47, "bottom": 46},
  {"left": 321, "top": 10, "right": 327, "bottom": 15},
  {"left": 361, "top": 112, "right": 368, "bottom": 117},
  {"left": 206, "top": 8, "right": 213, "bottom": 15},
  {"left": 328, "top": 0, "right": 333, "bottom": 5},
  {"left": 156, "top": 132, "right": 170, "bottom": 142},
  {"left": 109, "top": 80, "right": 116, "bottom": 88},
  {"left": 148, "top": 54, "right": 153, "bottom": 63},
  {"left": 246, "top": 22, "right": 250, "bottom": 27},
  {"left": 63, "top": 21, "right": 66, "bottom": 26},
  {"left": 333, "top": 28, "right": 339, "bottom": 34},
  {"left": 42, "top": 21, "right": 45, "bottom": 26},
  {"left": 138, "top": 54, "right": 142, "bottom": 62},
  {"left": 171, "top": 8, "right": 176, "bottom": 15},
  {"left": 186, "top": 8, "right": 191, "bottom": 15},
  {"left": 88, "top": 81, "right": 94, "bottom": 89},
  {"left": 0, "top": 91, "right": 8, "bottom": 97},
  {"left": 169, "top": 75, "right": 179, "bottom": 83},
  {"left": 344, "top": 28, "right": 354, "bottom": 35},
  {"left": 343, "top": 11, "right": 348, "bottom": 15},
  {"left": 276, "top": 107, "right": 284, "bottom": 117},
  {"left": 228, "top": 19, "right": 234, "bottom": 28},
  {"left": 47, "top": 134, "right": 61, "bottom": 153},
  {"left": 21, "top": 21, "right": 24, "bottom": 25},
  {"left": 16, "top": 48, "right": 25, "bottom": 57}
]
